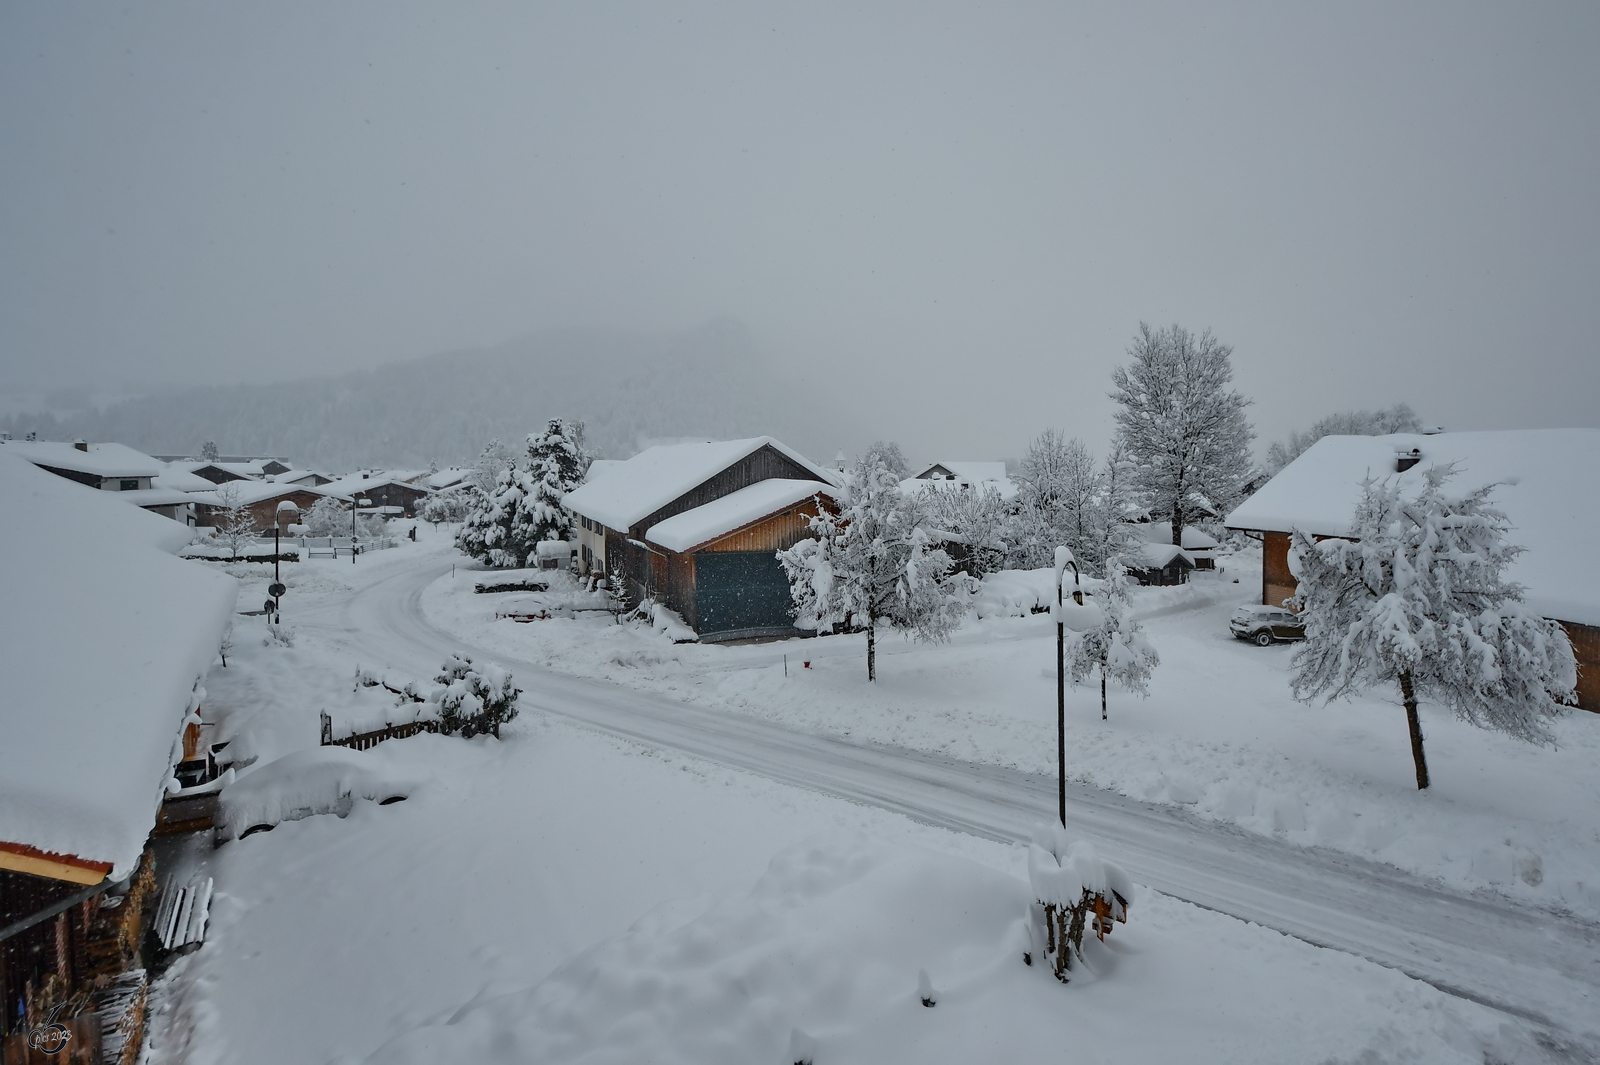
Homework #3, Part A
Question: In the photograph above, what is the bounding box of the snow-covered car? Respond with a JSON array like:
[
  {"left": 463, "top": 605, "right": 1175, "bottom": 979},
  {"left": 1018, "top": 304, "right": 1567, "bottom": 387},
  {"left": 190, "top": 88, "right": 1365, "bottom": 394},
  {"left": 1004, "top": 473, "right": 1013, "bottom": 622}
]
[{"left": 1230, "top": 604, "right": 1305, "bottom": 646}]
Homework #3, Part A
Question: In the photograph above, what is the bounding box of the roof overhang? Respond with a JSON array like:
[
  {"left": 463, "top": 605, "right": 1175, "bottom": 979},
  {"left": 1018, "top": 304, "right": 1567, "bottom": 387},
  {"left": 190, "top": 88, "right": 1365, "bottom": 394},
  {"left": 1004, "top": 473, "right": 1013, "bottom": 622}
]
[{"left": 0, "top": 841, "right": 112, "bottom": 886}]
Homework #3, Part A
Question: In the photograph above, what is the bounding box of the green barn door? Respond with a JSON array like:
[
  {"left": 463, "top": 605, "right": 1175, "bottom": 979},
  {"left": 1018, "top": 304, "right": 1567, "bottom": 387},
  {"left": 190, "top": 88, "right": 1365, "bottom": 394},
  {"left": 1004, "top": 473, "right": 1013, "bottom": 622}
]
[{"left": 694, "top": 551, "right": 794, "bottom": 637}]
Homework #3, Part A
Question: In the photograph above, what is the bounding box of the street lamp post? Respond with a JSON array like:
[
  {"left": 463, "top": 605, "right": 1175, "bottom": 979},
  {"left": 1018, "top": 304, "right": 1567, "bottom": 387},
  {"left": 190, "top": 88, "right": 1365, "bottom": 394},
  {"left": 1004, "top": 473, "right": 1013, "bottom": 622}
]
[
  {"left": 352, "top": 497, "right": 372, "bottom": 564},
  {"left": 1053, "top": 546, "right": 1101, "bottom": 828},
  {"left": 272, "top": 500, "right": 298, "bottom": 617}
]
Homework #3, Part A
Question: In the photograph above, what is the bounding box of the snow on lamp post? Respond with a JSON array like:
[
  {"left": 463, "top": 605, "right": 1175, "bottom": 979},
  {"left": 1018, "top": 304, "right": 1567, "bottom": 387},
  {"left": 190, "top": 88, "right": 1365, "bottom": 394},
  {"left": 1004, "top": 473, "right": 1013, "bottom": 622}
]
[
  {"left": 1053, "top": 546, "right": 1102, "bottom": 827},
  {"left": 271, "top": 500, "right": 298, "bottom": 616},
  {"left": 352, "top": 497, "right": 372, "bottom": 564}
]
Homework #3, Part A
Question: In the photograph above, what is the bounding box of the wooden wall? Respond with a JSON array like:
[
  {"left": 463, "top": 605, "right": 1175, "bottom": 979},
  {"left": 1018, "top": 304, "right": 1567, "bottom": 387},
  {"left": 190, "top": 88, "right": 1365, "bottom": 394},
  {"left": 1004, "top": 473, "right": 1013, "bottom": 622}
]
[
  {"left": 697, "top": 499, "right": 827, "bottom": 554},
  {"left": 1562, "top": 621, "right": 1600, "bottom": 713},
  {"left": 1262, "top": 531, "right": 1297, "bottom": 608},
  {"left": 631, "top": 445, "right": 819, "bottom": 537}
]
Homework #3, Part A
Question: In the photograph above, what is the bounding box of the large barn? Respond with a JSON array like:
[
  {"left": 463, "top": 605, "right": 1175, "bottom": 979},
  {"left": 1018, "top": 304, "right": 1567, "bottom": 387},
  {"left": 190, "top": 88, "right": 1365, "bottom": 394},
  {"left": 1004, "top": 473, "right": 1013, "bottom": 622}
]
[
  {"left": 1225, "top": 429, "right": 1600, "bottom": 712},
  {"left": 564, "top": 438, "right": 838, "bottom": 642}
]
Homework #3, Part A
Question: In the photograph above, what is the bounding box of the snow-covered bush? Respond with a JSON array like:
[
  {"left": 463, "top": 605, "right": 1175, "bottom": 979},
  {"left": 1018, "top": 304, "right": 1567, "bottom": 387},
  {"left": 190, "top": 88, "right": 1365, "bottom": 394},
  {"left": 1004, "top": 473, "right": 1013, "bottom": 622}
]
[
  {"left": 1289, "top": 466, "right": 1577, "bottom": 790},
  {"left": 920, "top": 482, "right": 1010, "bottom": 577},
  {"left": 779, "top": 456, "right": 967, "bottom": 681},
  {"left": 429, "top": 653, "right": 520, "bottom": 739},
  {"left": 211, "top": 481, "right": 257, "bottom": 559},
  {"left": 1027, "top": 823, "right": 1133, "bottom": 983},
  {"left": 303, "top": 495, "right": 349, "bottom": 537},
  {"left": 420, "top": 487, "right": 470, "bottom": 523},
  {"left": 1063, "top": 561, "right": 1159, "bottom": 720}
]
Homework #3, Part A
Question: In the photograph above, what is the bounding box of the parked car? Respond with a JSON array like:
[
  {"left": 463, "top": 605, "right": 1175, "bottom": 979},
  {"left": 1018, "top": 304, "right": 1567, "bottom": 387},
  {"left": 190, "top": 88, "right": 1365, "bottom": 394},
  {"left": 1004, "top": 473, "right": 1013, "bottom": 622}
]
[{"left": 1230, "top": 603, "right": 1305, "bottom": 646}]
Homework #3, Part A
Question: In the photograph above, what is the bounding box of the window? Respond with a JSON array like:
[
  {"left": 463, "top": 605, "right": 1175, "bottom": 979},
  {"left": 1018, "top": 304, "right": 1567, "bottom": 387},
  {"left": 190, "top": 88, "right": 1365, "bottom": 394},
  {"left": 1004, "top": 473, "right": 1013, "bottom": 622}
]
[{"left": 120, "top": 479, "right": 139, "bottom": 491}]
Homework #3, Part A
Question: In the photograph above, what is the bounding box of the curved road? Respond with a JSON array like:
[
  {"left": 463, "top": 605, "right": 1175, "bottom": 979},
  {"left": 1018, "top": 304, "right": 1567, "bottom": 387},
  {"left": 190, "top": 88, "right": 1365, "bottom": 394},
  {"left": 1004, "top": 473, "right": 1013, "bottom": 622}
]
[{"left": 321, "top": 560, "right": 1600, "bottom": 1057}]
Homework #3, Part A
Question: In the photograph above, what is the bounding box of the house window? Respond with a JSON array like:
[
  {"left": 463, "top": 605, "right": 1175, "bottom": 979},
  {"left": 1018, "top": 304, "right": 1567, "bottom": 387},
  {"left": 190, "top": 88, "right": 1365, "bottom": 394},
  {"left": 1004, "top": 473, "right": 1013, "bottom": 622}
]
[{"left": 120, "top": 479, "right": 139, "bottom": 491}]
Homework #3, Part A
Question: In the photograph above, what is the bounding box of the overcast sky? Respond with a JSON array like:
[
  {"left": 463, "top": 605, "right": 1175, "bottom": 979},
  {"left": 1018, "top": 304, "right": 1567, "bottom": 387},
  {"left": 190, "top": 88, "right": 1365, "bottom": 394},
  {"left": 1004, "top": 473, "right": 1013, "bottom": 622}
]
[{"left": 2, "top": 2, "right": 1596, "bottom": 459}]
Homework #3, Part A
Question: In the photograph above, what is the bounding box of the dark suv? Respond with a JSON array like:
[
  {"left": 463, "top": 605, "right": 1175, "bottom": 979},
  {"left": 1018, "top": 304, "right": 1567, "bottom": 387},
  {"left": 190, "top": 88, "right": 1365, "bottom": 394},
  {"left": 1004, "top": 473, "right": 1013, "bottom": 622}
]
[{"left": 1230, "top": 604, "right": 1305, "bottom": 646}]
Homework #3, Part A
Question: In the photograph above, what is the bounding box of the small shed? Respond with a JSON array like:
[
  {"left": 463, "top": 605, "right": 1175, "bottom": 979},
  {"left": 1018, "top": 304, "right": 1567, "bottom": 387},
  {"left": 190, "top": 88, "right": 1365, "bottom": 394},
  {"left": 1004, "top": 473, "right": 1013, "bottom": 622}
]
[{"left": 1126, "top": 542, "right": 1195, "bottom": 586}]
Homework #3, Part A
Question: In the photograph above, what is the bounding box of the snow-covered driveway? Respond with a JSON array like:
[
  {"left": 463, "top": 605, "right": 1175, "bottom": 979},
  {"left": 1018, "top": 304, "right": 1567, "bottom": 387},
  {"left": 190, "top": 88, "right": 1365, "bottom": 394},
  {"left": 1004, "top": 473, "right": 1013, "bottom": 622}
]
[{"left": 312, "top": 557, "right": 1600, "bottom": 1051}]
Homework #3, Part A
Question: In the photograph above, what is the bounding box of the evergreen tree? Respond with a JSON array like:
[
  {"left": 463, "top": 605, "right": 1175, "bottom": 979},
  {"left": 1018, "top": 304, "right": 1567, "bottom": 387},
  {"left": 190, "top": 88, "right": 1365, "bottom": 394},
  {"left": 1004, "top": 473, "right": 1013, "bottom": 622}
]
[
  {"left": 1289, "top": 467, "right": 1577, "bottom": 789},
  {"left": 520, "top": 419, "right": 590, "bottom": 545},
  {"left": 429, "top": 653, "right": 519, "bottom": 739},
  {"left": 456, "top": 465, "right": 539, "bottom": 567},
  {"left": 779, "top": 457, "right": 967, "bottom": 681},
  {"left": 1111, "top": 323, "right": 1254, "bottom": 545},
  {"left": 1063, "top": 562, "right": 1159, "bottom": 720}
]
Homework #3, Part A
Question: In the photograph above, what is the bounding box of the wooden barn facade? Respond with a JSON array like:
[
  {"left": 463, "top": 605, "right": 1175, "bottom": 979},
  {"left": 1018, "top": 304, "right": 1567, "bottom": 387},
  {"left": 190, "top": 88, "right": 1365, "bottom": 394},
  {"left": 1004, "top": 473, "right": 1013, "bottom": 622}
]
[{"left": 564, "top": 438, "right": 839, "bottom": 642}]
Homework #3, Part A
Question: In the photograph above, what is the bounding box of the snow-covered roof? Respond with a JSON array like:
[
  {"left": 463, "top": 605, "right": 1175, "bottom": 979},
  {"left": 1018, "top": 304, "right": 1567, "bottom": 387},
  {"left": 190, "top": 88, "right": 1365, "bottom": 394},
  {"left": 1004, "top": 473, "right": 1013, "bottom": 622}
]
[
  {"left": 903, "top": 461, "right": 1019, "bottom": 501},
  {"left": 154, "top": 465, "right": 220, "bottom": 493},
  {"left": 582, "top": 459, "right": 625, "bottom": 485},
  {"left": 0, "top": 453, "right": 237, "bottom": 880},
  {"left": 424, "top": 467, "right": 471, "bottom": 490},
  {"left": 1, "top": 440, "right": 163, "bottom": 479},
  {"left": 1124, "top": 522, "right": 1220, "bottom": 552},
  {"left": 646, "top": 480, "right": 835, "bottom": 553},
  {"left": 1225, "top": 429, "right": 1600, "bottom": 626},
  {"left": 563, "top": 438, "right": 836, "bottom": 532},
  {"left": 1134, "top": 542, "right": 1195, "bottom": 569},
  {"left": 118, "top": 488, "right": 200, "bottom": 509},
  {"left": 320, "top": 471, "right": 432, "bottom": 497},
  {"left": 268, "top": 469, "right": 331, "bottom": 486},
  {"left": 190, "top": 481, "right": 335, "bottom": 507}
]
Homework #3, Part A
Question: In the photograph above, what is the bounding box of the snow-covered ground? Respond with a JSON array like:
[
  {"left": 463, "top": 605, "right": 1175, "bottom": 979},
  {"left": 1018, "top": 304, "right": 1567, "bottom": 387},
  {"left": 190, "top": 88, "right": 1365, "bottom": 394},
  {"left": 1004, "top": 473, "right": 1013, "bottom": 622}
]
[
  {"left": 147, "top": 535, "right": 1559, "bottom": 1063},
  {"left": 421, "top": 543, "right": 1600, "bottom": 921}
]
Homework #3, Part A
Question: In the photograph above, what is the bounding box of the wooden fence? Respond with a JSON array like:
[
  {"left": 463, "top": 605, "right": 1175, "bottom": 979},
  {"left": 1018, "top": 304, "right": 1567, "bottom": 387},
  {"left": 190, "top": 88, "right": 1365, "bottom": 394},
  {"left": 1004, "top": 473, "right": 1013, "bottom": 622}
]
[{"left": 320, "top": 711, "right": 439, "bottom": 751}]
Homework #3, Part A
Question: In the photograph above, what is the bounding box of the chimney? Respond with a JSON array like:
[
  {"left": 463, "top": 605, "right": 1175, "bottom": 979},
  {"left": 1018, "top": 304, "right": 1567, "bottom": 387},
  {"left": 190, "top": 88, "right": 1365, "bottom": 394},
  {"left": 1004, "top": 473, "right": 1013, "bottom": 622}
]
[
  {"left": 73, "top": 439, "right": 89, "bottom": 452},
  {"left": 1395, "top": 448, "right": 1421, "bottom": 472}
]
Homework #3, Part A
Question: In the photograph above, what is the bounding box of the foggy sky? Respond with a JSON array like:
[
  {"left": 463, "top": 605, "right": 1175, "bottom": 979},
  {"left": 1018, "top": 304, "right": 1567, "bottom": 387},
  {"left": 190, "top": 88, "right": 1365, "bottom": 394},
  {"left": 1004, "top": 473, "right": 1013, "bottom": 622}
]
[{"left": 2, "top": 2, "right": 1596, "bottom": 461}]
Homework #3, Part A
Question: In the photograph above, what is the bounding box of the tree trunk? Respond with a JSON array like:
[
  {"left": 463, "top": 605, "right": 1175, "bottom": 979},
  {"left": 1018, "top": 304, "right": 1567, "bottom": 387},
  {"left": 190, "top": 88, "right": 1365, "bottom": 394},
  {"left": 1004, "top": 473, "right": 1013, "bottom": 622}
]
[
  {"left": 1100, "top": 667, "right": 1107, "bottom": 721},
  {"left": 1399, "top": 671, "right": 1429, "bottom": 790},
  {"left": 867, "top": 609, "right": 877, "bottom": 682}
]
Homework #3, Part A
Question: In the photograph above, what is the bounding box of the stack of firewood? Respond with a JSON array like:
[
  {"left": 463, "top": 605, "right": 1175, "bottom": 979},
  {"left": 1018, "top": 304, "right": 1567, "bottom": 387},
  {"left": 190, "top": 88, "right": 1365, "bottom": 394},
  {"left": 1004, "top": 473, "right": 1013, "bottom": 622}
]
[{"left": 1027, "top": 824, "right": 1133, "bottom": 983}]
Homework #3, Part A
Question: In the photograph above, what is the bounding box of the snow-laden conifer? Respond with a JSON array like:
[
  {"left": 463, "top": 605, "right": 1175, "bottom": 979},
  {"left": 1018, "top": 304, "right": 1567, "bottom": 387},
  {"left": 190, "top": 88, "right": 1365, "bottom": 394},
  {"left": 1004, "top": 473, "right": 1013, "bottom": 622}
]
[
  {"left": 1111, "top": 323, "right": 1254, "bottom": 543},
  {"left": 778, "top": 457, "right": 967, "bottom": 681},
  {"left": 1289, "top": 466, "right": 1577, "bottom": 789},
  {"left": 429, "top": 652, "right": 519, "bottom": 739},
  {"left": 456, "top": 465, "right": 538, "bottom": 568},
  {"left": 1063, "top": 561, "right": 1159, "bottom": 720},
  {"left": 520, "top": 418, "right": 589, "bottom": 546}
]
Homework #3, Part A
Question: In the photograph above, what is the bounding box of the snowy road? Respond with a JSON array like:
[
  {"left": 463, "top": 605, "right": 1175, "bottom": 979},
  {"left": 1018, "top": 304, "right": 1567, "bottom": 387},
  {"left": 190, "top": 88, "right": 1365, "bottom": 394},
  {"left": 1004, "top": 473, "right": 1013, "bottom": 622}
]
[{"left": 316, "top": 560, "right": 1600, "bottom": 1055}]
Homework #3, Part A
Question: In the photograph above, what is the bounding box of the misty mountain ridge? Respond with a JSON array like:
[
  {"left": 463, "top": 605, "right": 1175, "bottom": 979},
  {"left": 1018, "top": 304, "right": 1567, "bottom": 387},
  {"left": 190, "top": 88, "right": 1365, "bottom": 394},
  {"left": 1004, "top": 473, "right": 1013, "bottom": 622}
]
[{"left": 1, "top": 322, "right": 851, "bottom": 471}]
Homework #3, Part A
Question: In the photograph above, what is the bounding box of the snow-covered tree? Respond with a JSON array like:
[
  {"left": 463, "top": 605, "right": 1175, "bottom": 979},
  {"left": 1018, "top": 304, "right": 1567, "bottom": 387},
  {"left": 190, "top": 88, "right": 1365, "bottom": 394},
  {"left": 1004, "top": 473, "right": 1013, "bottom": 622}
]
[
  {"left": 1111, "top": 323, "right": 1254, "bottom": 545},
  {"left": 470, "top": 438, "right": 519, "bottom": 494},
  {"left": 200, "top": 440, "right": 220, "bottom": 462},
  {"left": 1264, "top": 403, "right": 1423, "bottom": 476},
  {"left": 863, "top": 440, "right": 911, "bottom": 481},
  {"left": 456, "top": 465, "right": 538, "bottom": 568},
  {"left": 606, "top": 563, "right": 633, "bottom": 621},
  {"left": 211, "top": 481, "right": 257, "bottom": 559},
  {"left": 779, "top": 457, "right": 967, "bottom": 681},
  {"left": 303, "top": 494, "right": 350, "bottom": 537},
  {"left": 520, "top": 419, "right": 589, "bottom": 546},
  {"left": 1017, "top": 430, "right": 1103, "bottom": 570},
  {"left": 1064, "top": 561, "right": 1159, "bottom": 720},
  {"left": 419, "top": 487, "right": 470, "bottom": 523},
  {"left": 1289, "top": 467, "right": 1577, "bottom": 789},
  {"left": 920, "top": 482, "right": 1010, "bottom": 577},
  {"left": 429, "top": 653, "right": 519, "bottom": 739}
]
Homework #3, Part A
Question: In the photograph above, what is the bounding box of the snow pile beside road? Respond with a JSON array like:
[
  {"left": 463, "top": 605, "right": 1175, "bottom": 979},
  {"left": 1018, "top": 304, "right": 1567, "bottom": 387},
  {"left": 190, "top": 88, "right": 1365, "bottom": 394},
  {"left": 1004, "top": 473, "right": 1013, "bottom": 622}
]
[
  {"left": 365, "top": 834, "right": 1509, "bottom": 1065},
  {"left": 217, "top": 744, "right": 430, "bottom": 839}
]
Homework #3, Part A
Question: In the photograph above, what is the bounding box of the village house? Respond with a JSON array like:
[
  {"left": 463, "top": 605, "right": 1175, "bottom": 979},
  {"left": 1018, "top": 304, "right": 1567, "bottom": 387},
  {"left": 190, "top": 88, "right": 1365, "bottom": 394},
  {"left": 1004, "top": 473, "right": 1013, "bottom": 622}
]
[
  {"left": 1119, "top": 521, "right": 1221, "bottom": 584},
  {"left": 191, "top": 481, "right": 333, "bottom": 530},
  {"left": 1225, "top": 429, "right": 1600, "bottom": 712},
  {"left": 901, "top": 460, "right": 1020, "bottom": 501},
  {"left": 321, "top": 471, "right": 432, "bottom": 517},
  {"left": 1, "top": 453, "right": 236, "bottom": 1060},
  {"left": 0, "top": 439, "right": 209, "bottom": 525},
  {"left": 564, "top": 438, "right": 839, "bottom": 641}
]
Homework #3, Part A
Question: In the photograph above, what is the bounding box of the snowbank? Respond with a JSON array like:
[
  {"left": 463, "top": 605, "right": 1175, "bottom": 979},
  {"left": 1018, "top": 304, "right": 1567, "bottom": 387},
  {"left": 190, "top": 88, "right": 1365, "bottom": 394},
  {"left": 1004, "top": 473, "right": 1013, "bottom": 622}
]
[
  {"left": 971, "top": 568, "right": 1104, "bottom": 619},
  {"left": 364, "top": 834, "right": 1511, "bottom": 1065},
  {"left": 0, "top": 453, "right": 236, "bottom": 878},
  {"left": 217, "top": 744, "right": 430, "bottom": 840}
]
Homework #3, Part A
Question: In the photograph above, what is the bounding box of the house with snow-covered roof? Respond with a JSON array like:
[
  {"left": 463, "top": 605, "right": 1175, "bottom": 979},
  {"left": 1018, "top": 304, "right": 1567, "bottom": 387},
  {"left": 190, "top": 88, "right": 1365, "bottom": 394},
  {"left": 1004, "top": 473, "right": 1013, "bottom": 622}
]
[
  {"left": 191, "top": 481, "right": 336, "bottom": 530},
  {"left": 1225, "top": 429, "right": 1600, "bottom": 712},
  {"left": 563, "top": 437, "right": 839, "bottom": 641},
  {"left": 1, "top": 439, "right": 209, "bottom": 524},
  {"left": 902, "top": 461, "right": 1019, "bottom": 501},
  {"left": 0, "top": 452, "right": 237, "bottom": 1048},
  {"left": 320, "top": 471, "right": 432, "bottom": 517}
]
